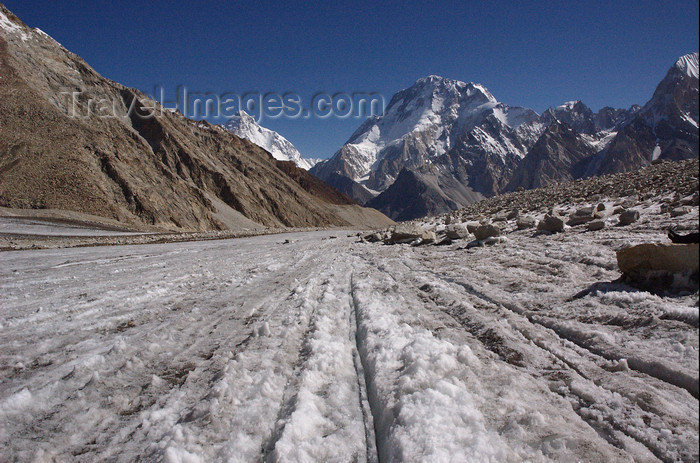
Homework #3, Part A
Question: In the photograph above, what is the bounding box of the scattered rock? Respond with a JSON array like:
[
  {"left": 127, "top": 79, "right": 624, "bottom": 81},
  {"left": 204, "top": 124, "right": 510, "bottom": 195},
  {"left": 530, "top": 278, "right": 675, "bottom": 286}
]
[
  {"left": 537, "top": 214, "right": 565, "bottom": 233},
  {"left": 617, "top": 243, "right": 699, "bottom": 289},
  {"left": 587, "top": 220, "right": 605, "bottom": 231},
  {"left": 445, "top": 224, "right": 470, "bottom": 240},
  {"left": 435, "top": 237, "right": 453, "bottom": 246},
  {"left": 596, "top": 203, "right": 606, "bottom": 212},
  {"left": 516, "top": 215, "right": 536, "bottom": 230},
  {"left": 364, "top": 232, "right": 383, "bottom": 243},
  {"left": 385, "top": 224, "right": 437, "bottom": 245},
  {"left": 670, "top": 206, "right": 691, "bottom": 217},
  {"left": 618, "top": 209, "right": 640, "bottom": 226},
  {"left": 507, "top": 209, "right": 520, "bottom": 220},
  {"left": 613, "top": 207, "right": 625, "bottom": 215},
  {"left": 567, "top": 206, "right": 602, "bottom": 226},
  {"left": 387, "top": 224, "right": 434, "bottom": 244},
  {"left": 466, "top": 222, "right": 480, "bottom": 234},
  {"left": 473, "top": 224, "right": 500, "bottom": 241}
]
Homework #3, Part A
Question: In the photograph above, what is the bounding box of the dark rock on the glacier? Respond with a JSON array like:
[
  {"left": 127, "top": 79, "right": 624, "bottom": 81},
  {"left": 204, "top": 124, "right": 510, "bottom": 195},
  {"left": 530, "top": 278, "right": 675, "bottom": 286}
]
[
  {"left": 618, "top": 209, "right": 640, "bottom": 226},
  {"left": 588, "top": 220, "right": 606, "bottom": 231},
  {"left": 567, "top": 206, "right": 602, "bottom": 226},
  {"left": 617, "top": 243, "right": 699, "bottom": 290},
  {"left": 473, "top": 224, "right": 500, "bottom": 240},
  {"left": 670, "top": 206, "right": 691, "bottom": 217},
  {"left": 386, "top": 224, "right": 436, "bottom": 244},
  {"left": 516, "top": 216, "right": 536, "bottom": 230},
  {"left": 435, "top": 237, "right": 453, "bottom": 246},
  {"left": 537, "top": 214, "right": 565, "bottom": 233},
  {"left": 364, "top": 232, "right": 384, "bottom": 243},
  {"left": 445, "top": 224, "right": 470, "bottom": 240},
  {"left": 597, "top": 203, "right": 606, "bottom": 212}
]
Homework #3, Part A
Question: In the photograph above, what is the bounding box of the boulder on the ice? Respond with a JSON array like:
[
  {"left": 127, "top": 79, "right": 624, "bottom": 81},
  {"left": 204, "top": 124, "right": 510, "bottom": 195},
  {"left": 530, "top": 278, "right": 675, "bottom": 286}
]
[
  {"left": 473, "top": 224, "right": 500, "bottom": 241},
  {"left": 617, "top": 243, "right": 699, "bottom": 288},
  {"left": 516, "top": 215, "right": 536, "bottom": 230},
  {"left": 618, "top": 209, "right": 640, "bottom": 226},
  {"left": 466, "top": 222, "right": 480, "bottom": 234},
  {"left": 363, "top": 232, "right": 384, "bottom": 243},
  {"left": 492, "top": 212, "right": 509, "bottom": 222},
  {"left": 387, "top": 224, "right": 435, "bottom": 244},
  {"left": 445, "top": 224, "right": 470, "bottom": 240},
  {"left": 670, "top": 206, "right": 691, "bottom": 218},
  {"left": 537, "top": 214, "right": 565, "bottom": 233},
  {"left": 587, "top": 220, "right": 606, "bottom": 231},
  {"left": 567, "top": 206, "right": 602, "bottom": 226}
]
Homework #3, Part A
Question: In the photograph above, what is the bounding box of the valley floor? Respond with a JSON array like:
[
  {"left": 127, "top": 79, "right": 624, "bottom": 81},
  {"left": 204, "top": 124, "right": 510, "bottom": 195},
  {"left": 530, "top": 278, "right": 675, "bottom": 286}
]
[{"left": 1, "top": 225, "right": 698, "bottom": 462}]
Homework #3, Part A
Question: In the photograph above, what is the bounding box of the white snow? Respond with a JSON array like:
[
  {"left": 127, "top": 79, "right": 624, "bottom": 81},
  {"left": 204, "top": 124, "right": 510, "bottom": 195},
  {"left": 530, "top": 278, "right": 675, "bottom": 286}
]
[
  {"left": 222, "top": 112, "right": 316, "bottom": 170},
  {"left": 0, "top": 9, "right": 28, "bottom": 41},
  {"left": 1, "top": 202, "right": 698, "bottom": 462},
  {"left": 335, "top": 76, "right": 536, "bottom": 182},
  {"left": 674, "top": 52, "right": 699, "bottom": 79}
]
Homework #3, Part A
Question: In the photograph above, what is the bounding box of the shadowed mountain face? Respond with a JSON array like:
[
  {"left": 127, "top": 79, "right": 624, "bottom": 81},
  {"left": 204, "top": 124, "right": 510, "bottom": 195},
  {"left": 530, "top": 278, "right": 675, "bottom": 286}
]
[
  {"left": 594, "top": 52, "right": 699, "bottom": 175},
  {"left": 0, "top": 4, "right": 392, "bottom": 231},
  {"left": 312, "top": 54, "right": 698, "bottom": 221},
  {"left": 505, "top": 121, "right": 597, "bottom": 191}
]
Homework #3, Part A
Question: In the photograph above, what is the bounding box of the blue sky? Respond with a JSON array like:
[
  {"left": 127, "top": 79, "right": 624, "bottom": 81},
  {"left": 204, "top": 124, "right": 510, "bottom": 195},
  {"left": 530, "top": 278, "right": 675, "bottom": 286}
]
[{"left": 5, "top": 0, "right": 699, "bottom": 159}]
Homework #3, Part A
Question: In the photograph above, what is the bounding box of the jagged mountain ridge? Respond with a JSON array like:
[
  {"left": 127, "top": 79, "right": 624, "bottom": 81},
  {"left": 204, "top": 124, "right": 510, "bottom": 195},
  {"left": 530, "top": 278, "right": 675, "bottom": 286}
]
[
  {"left": 311, "top": 76, "right": 539, "bottom": 195},
  {"left": 222, "top": 112, "right": 320, "bottom": 170},
  {"left": 313, "top": 53, "right": 698, "bottom": 220},
  {"left": 0, "top": 4, "right": 393, "bottom": 231}
]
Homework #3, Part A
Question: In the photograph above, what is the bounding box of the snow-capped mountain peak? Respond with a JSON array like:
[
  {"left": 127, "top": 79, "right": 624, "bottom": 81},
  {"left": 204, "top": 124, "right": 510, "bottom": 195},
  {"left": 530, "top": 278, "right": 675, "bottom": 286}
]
[
  {"left": 674, "top": 52, "right": 699, "bottom": 79},
  {"left": 222, "top": 112, "right": 318, "bottom": 170},
  {"left": 314, "top": 75, "right": 533, "bottom": 188}
]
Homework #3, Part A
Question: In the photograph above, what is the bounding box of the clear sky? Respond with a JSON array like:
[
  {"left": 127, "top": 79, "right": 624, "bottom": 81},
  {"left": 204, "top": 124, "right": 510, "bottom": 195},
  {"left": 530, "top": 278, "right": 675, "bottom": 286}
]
[{"left": 5, "top": 0, "right": 699, "bottom": 159}]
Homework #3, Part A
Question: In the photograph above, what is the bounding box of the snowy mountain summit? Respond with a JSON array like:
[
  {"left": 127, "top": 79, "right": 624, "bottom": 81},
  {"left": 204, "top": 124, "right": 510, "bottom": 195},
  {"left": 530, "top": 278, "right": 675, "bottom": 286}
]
[
  {"left": 222, "top": 112, "right": 318, "bottom": 170},
  {"left": 313, "top": 54, "right": 698, "bottom": 221},
  {"left": 312, "top": 76, "right": 538, "bottom": 195}
]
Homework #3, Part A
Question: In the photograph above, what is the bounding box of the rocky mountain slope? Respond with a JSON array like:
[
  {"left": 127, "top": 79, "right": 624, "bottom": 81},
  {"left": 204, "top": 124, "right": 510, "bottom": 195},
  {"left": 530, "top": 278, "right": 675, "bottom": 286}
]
[
  {"left": 592, "top": 52, "right": 699, "bottom": 176},
  {"left": 311, "top": 76, "right": 539, "bottom": 197},
  {"left": 313, "top": 53, "right": 698, "bottom": 221},
  {"left": 222, "top": 112, "right": 319, "bottom": 170},
  {"left": 0, "top": 4, "right": 392, "bottom": 232}
]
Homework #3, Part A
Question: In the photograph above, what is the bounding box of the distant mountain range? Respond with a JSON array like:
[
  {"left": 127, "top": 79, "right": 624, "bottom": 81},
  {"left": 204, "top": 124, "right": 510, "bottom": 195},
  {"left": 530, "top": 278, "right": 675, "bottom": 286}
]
[
  {"left": 1, "top": 2, "right": 696, "bottom": 226},
  {"left": 312, "top": 53, "right": 698, "bottom": 220},
  {"left": 222, "top": 112, "right": 321, "bottom": 170}
]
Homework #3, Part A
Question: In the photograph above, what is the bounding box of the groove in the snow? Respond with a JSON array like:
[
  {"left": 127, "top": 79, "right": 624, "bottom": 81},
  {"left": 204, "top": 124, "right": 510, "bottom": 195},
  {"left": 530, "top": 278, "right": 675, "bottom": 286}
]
[
  {"left": 262, "top": 288, "right": 319, "bottom": 462},
  {"left": 349, "top": 271, "right": 384, "bottom": 463},
  {"left": 402, "top": 262, "right": 683, "bottom": 462},
  {"left": 347, "top": 273, "right": 379, "bottom": 463}
]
